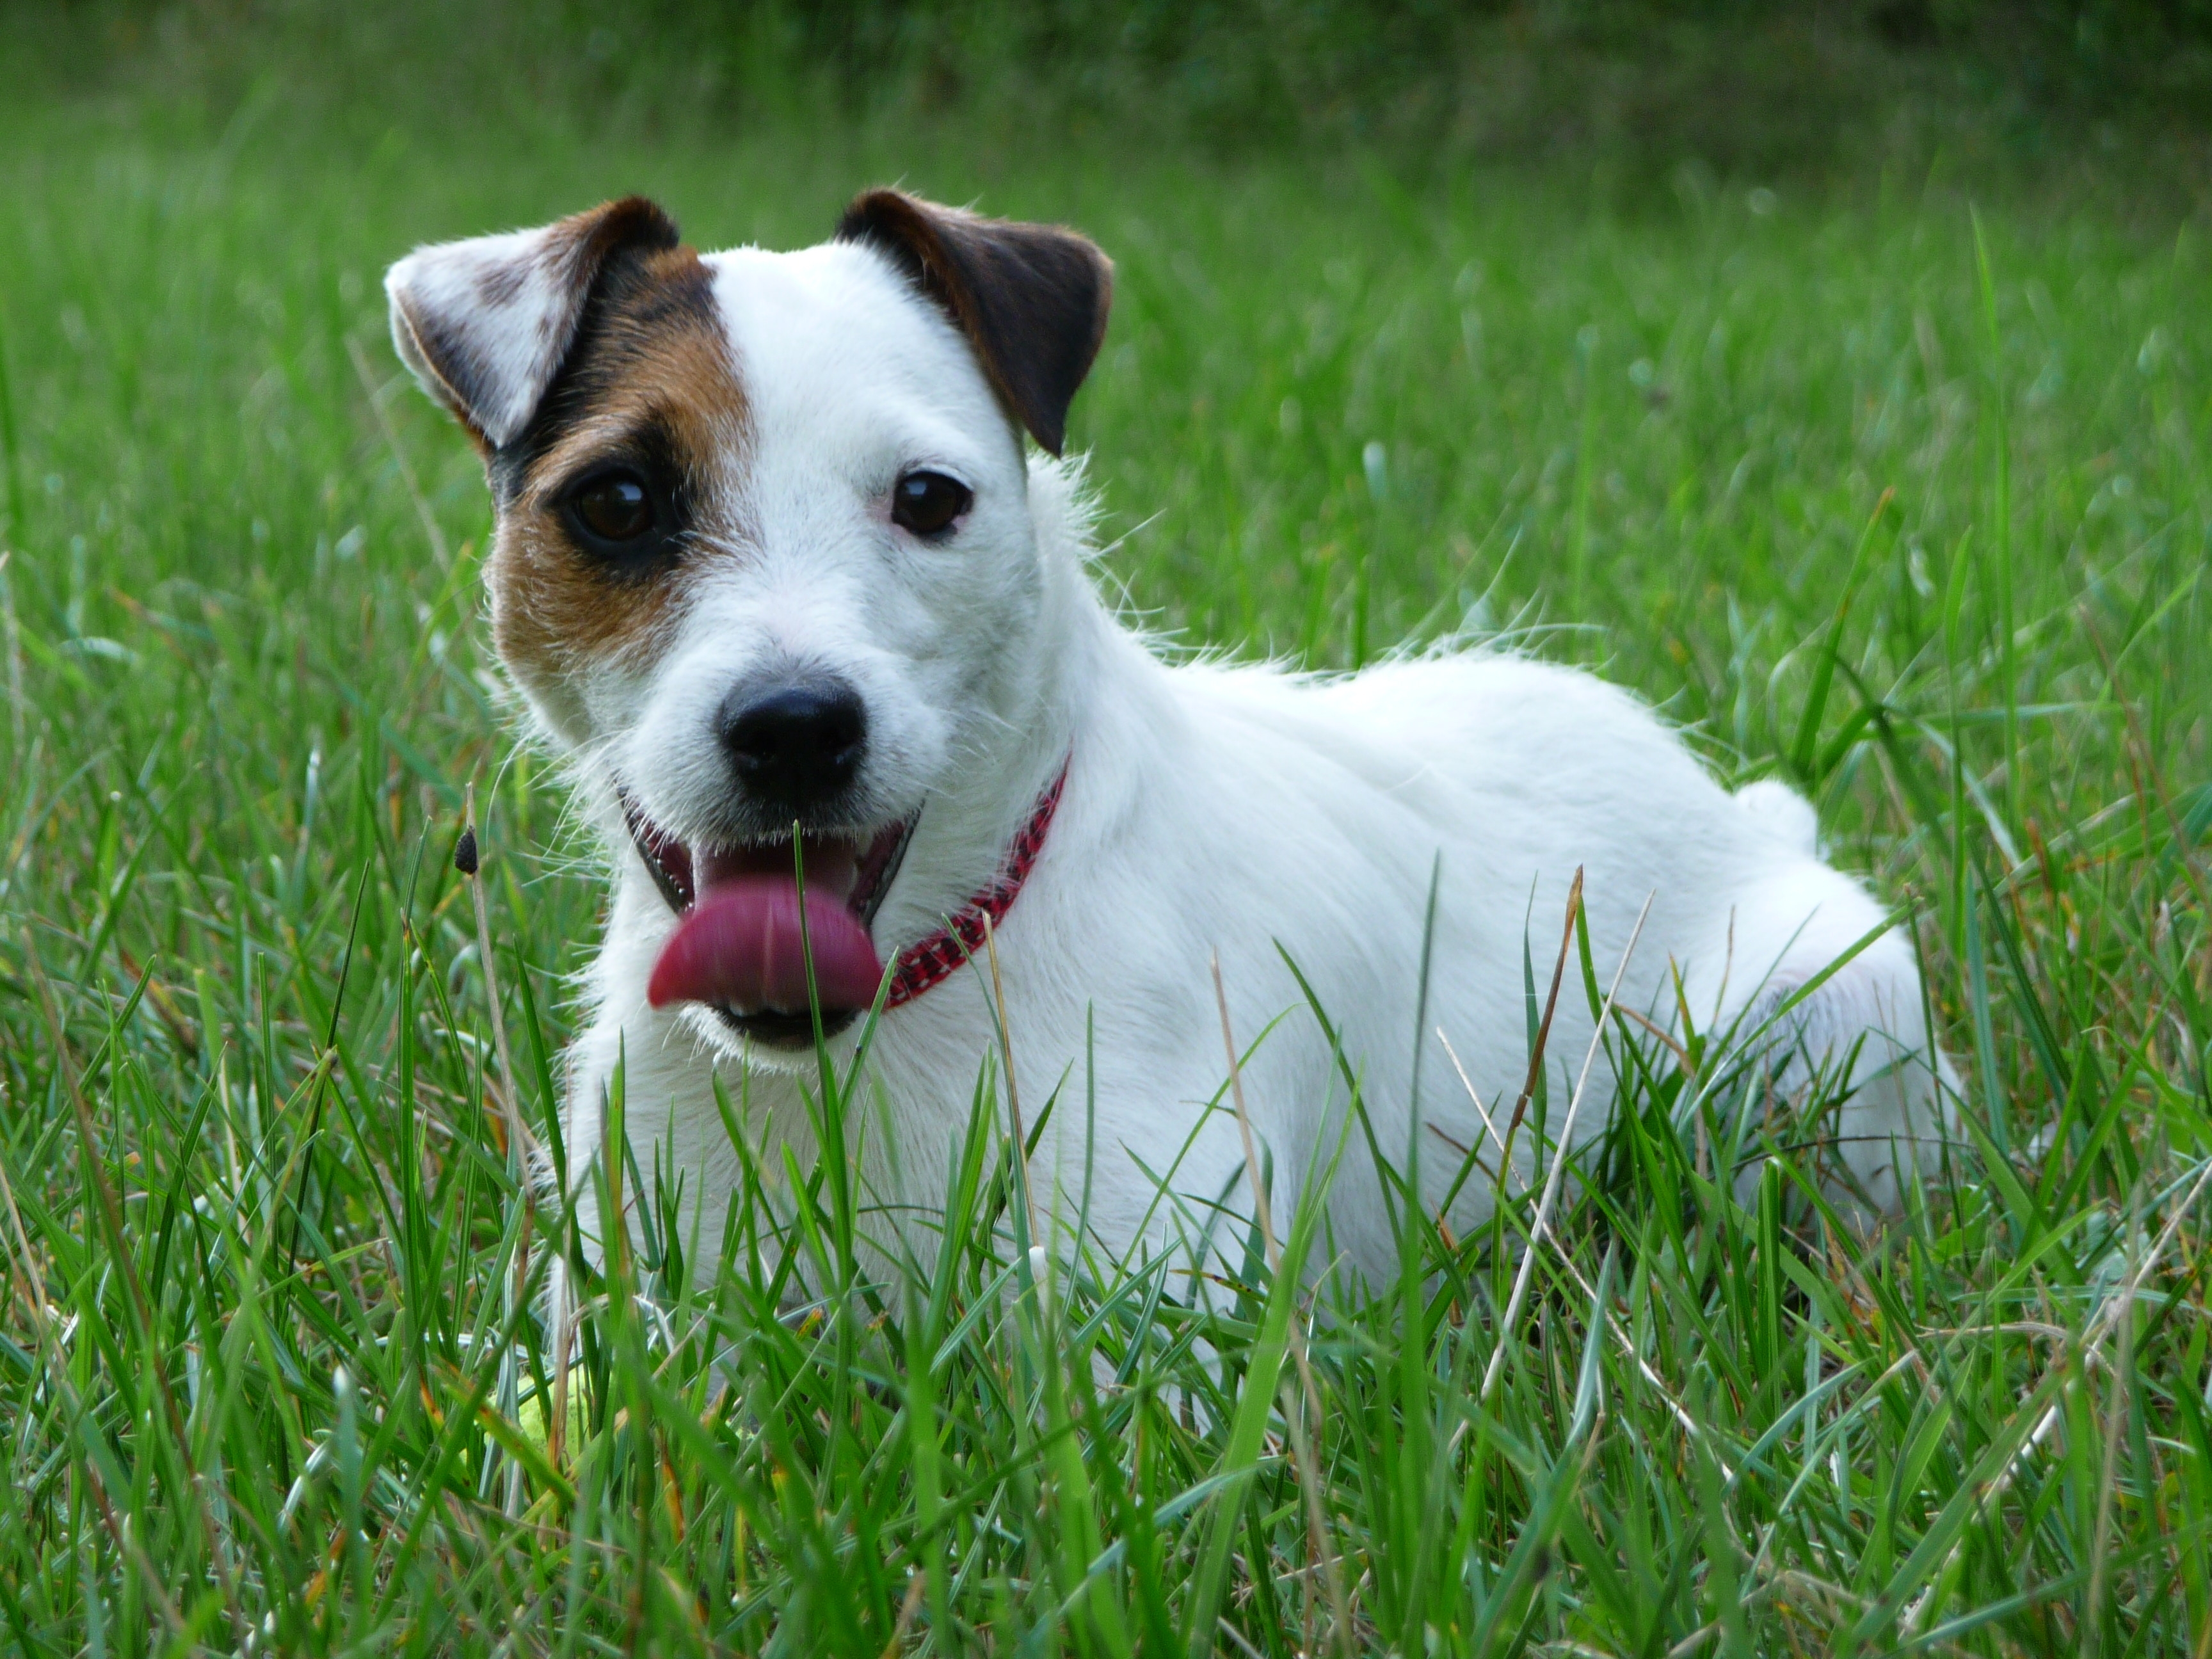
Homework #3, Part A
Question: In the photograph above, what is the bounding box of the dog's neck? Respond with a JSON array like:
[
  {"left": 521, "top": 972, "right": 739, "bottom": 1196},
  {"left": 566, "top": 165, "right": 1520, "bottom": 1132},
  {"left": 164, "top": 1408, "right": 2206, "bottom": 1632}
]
[{"left": 950, "top": 469, "right": 1110, "bottom": 818}]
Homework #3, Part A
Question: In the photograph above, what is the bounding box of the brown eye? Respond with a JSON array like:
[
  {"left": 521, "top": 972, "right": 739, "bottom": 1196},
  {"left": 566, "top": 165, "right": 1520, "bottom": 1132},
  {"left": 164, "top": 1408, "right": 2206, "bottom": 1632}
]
[
  {"left": 568, "top": 472, "right": 656, "bottom": 545},
  {"left": 891, "top": 471, "right": 972, "bottom": 538}
]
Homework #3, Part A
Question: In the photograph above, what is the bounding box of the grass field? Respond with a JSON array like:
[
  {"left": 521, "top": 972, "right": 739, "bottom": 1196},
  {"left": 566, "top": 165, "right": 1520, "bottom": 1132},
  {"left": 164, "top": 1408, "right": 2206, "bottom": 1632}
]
[{"left": 1, "top": 14, "right": 2210, "bottom": 1655}]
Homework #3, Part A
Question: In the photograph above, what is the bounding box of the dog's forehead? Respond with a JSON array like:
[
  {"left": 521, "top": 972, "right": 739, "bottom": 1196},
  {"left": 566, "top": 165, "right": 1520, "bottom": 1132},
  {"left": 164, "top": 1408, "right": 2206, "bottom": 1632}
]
[{"left": 703, "top": 242, "right": 1005, "bottom": 447}]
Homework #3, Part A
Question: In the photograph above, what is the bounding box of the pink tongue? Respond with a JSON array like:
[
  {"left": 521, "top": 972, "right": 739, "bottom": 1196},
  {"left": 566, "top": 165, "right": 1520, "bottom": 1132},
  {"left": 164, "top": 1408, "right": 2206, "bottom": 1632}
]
[{"left": 647, "top": 877, "right": 886, "bottom": 1014}]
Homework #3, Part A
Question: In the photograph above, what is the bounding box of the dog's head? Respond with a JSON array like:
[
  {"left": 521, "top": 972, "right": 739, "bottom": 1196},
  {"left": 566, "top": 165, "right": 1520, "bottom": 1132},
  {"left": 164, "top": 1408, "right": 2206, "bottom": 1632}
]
[{"left": 386, "top": 193, "right": 1111, "bottom": 1048}]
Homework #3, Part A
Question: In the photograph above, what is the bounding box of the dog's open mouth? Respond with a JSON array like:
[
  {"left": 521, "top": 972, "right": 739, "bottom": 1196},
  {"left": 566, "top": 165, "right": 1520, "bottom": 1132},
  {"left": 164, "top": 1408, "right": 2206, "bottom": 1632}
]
[{"left": 623, "top": 795, "right": 914, "bottom": 1048}]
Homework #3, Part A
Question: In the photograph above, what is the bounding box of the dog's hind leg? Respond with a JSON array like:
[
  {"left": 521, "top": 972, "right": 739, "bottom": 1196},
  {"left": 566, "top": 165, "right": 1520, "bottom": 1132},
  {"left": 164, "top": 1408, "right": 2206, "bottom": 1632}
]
[{"left": 1694, "top": 862, "right": 1960, "bottom": 1221}]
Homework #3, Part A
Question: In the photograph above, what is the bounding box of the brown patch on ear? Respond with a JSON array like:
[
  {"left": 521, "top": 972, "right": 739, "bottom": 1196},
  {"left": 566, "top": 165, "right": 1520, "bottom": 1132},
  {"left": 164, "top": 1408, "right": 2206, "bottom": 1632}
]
[
  {"left": 389, "top": 195, "right": 682, "bottom": 453},
  {"left": 474, "top": 260, "right": 530, "bottom": 310},
  {"left": 836, "top": 189, "right": 1112, "bottom": 456},
  {"left": 485, "top": 244, "right": 751, "bottom": 719},
  {"left": 538, "top": 196, "right": 684, "bottom": 312}
]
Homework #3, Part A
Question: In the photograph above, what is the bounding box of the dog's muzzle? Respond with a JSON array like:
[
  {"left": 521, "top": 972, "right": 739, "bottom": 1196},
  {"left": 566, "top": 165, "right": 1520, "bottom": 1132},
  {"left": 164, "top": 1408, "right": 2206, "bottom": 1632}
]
[{"left": 622, "top": 794, "right": 915, "bottom": 1048}]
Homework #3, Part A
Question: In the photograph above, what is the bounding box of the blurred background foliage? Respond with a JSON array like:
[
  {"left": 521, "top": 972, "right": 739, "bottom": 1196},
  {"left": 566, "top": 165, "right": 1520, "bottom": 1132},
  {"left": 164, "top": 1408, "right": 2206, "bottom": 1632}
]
[{"left": 18, "top": 0, "right": 2212, "bottom": 190}]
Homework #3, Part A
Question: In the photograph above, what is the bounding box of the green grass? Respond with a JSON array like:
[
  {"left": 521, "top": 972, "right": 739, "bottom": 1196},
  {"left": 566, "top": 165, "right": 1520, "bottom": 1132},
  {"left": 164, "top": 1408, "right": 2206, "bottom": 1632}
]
[{"left": 2, "top": 29, "right": 2210, "bottom": 1656}]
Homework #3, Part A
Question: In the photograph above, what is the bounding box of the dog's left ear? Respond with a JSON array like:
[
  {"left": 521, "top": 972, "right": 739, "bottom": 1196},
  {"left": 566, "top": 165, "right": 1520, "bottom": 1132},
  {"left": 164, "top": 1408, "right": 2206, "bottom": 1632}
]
[
  {"left": 837, "top": 190, "right": 1112, "bottom": 456},
  {"left": 384, "top": 196, "right": 683, "bottom": 452}
]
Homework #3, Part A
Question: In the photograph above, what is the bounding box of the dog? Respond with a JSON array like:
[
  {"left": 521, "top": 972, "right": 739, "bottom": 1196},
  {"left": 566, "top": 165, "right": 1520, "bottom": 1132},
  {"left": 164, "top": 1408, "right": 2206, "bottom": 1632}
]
[{"left": 385, "top": 191, "right": 1957, "bottom": 1293}]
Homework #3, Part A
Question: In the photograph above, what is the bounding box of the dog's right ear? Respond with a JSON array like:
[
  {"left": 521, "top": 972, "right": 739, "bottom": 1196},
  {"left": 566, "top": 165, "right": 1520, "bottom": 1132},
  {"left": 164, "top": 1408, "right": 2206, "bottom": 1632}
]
[
  {"left": 836, "top": 190, "right": 1112, "bottom": 456},
  {"left": 383, "top": 197, "right": 682, "bottom": 452}
]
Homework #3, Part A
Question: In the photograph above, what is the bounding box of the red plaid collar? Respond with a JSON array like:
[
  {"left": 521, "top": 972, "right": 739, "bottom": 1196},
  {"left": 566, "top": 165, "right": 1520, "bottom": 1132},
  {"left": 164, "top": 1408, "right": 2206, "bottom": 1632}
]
[{"left": 884, "top": 757, "right": 1070, "bottom": 1009}]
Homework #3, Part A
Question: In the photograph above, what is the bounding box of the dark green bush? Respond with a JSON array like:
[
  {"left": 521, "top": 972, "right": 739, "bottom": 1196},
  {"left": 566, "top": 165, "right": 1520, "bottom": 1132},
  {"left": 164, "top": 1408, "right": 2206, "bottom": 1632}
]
[{"left": 18, "top": 0, "right": 2212, "bottom": 178}]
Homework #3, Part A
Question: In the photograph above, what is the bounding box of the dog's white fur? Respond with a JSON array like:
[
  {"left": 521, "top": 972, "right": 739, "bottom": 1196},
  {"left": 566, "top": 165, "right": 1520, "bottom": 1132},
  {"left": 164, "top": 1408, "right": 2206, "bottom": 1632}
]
[{"left": 389, "top": 206, "right": 1958, "bottom": 1291}]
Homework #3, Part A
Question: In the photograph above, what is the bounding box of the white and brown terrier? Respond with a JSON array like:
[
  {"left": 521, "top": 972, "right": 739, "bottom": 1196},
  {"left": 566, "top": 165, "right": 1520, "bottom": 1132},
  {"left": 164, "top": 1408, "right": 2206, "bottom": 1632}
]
[{"left": 387, "top": 191, "right": 1956, "bottom": 1288}]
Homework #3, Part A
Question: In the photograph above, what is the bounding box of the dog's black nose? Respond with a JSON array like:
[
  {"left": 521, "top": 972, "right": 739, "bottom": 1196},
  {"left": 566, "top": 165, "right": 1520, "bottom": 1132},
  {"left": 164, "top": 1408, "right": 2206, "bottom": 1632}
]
[{"left": 717, "top": 680, "right": 867, "bottom": 810}]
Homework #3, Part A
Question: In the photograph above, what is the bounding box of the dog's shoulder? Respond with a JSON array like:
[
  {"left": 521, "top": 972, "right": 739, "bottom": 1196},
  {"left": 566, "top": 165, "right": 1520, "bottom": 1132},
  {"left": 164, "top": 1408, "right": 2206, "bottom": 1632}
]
[{"left": 1315, "top": 649, "right": 1671, "bottom": 749}]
